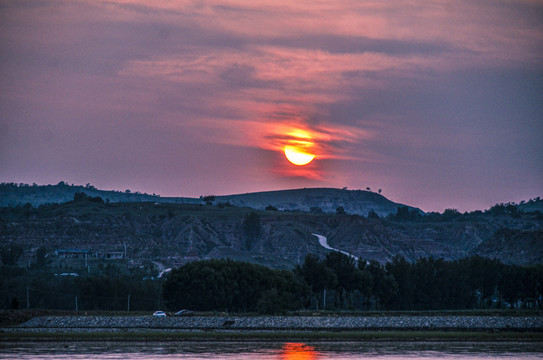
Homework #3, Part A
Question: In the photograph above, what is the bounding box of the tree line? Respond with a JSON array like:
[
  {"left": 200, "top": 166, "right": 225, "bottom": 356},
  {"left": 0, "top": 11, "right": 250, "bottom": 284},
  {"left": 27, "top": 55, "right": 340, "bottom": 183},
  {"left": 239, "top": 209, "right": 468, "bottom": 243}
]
[
  {"left": 386, "top": 201, "right": 542, "bottom": 222},
  {"left": 0, "top": 263, "right": 163, "bottom": 312},
  {"left": 163, "top": 259, "right": 308, "bottom": 313},
  {"left": 1, "top": 253, "right": 541, "bottom": 313},
  {"left": 163, "top": 255, "right": 543, "bottom": 313},
  {"left": 299, "top": 253, "right": 542, "bottom": 311}
]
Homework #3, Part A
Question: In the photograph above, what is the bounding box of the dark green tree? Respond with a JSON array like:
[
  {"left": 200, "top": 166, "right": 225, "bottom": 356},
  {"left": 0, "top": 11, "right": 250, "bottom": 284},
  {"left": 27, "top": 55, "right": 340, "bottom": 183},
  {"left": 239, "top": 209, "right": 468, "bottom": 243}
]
[
  {"left": 325, "top": 251, "right": 359, "bottom": 309},
  {"left": 162, "top": 259, "right": 308, "bottom": 313},
  {"left": 298, "top": 254, "right": 337, "bottom": 310},
  {"left": 34, "top": 246, "right": 49, "bottom": 269},
  {"left": 201, "top": 195, "right": 216, "bottom": 205},
  {"left": 366, "top": 260, "right": 397, "bottom": 309},
  {"left": 0, "top": 245, "right": 24, "bottom": 266},
  {"left": 10, "top": 296, "right": 20, "bottom": 309},
  {"left": 385, "top": 256, "right": 415, "bottom": 309},
  {"left": 354, "top": 261, "right": 374, "bottom": 309},
  {"left": 243, "top": 212, "right": 261, "bottom": 249}
]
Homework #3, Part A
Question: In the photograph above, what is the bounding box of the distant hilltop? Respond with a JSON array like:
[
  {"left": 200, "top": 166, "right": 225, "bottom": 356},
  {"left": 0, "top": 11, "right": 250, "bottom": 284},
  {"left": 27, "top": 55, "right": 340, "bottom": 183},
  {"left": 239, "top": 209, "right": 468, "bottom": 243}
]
[
  {"left": 0, "top": 182, "right": 420, "bottom": 217},
  {"left": 215, "top": 188, "right": 423, "bottom": 217},
  {"left": 0, "top": 182, "right": 199, "bottom": 207},
  {"left": 2, "top": 182, "right": 541, "bottom": 217}
]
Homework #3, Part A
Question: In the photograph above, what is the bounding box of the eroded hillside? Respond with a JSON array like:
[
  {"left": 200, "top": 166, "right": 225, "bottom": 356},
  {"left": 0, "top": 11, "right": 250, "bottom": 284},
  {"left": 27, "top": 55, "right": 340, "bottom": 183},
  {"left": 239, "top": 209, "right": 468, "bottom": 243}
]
[{"left": 1, "top": 195, "right": 542, "bottom": 269}]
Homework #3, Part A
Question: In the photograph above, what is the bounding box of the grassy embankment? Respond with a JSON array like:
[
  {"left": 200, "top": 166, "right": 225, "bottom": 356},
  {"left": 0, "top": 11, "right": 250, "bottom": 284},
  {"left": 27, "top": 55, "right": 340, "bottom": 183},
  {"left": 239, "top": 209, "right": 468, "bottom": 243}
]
[{"left": 3, "top": 330, "right": 543, "bottom": 342}]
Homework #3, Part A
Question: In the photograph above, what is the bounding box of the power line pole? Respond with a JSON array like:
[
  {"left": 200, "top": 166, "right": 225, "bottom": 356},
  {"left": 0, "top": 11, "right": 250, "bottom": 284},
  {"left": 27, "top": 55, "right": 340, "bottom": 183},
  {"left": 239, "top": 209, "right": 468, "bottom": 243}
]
[
  {"left": 75, "top": 296, "right": 78, "bottom": 312},
  {"left": 127, "top": 294, "right": 131, "bottom": 312},
  {"left": 26, "top": 286, "right": 29, "bottom": 309}
]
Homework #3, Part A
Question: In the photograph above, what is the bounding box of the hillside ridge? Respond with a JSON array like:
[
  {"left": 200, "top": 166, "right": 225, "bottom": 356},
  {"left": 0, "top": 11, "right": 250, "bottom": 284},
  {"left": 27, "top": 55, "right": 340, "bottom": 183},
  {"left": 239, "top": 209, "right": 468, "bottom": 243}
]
[
  {"left": 216, "top": 187, "right": 423, "bottom": 217},
  {"left": 1, "top": 183, "right": 420, "bottom": 217}
]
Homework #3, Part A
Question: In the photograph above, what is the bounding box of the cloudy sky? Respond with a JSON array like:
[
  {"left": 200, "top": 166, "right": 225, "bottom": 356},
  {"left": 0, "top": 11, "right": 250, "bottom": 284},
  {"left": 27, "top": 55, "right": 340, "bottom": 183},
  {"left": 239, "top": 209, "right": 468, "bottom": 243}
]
[{"left": 1, "top": 0, "right": 542, "bottom": 212}]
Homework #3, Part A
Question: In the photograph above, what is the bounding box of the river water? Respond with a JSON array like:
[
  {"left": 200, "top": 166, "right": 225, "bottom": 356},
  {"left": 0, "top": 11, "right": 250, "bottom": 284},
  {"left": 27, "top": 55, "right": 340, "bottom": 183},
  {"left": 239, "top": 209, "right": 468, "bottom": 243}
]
[{"left": 2, "top": 341, "right": 543, "bottom": 359}]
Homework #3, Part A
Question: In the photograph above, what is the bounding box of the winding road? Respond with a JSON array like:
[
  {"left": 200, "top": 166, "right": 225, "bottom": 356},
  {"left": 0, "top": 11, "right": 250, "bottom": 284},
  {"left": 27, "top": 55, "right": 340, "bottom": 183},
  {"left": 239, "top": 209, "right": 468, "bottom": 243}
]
[
  {"left": 312, "top": 233, "right": 359, "bottom": 262},
  {"left": 152, "top": 260, "right": 171, "bottom": 278}
]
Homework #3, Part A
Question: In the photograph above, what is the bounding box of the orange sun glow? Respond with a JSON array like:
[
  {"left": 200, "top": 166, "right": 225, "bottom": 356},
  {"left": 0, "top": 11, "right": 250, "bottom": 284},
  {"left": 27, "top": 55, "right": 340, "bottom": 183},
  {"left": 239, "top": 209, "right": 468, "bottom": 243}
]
[
  {"left": 283, "top": 129, "right": 316, "bottom": 166},
  {"left": 284, "top": 145, "right": 315, "bottom": 165},
  {"left": 280, "top": 343, "right": 319, "bottom": 360}
]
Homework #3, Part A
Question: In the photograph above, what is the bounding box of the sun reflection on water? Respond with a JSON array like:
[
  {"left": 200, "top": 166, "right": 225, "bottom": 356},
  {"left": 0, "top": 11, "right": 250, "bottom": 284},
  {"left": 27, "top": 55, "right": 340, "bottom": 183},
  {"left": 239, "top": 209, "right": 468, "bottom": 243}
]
[{"left": 280, "top": 343, "right": 320, "bottom": 360}]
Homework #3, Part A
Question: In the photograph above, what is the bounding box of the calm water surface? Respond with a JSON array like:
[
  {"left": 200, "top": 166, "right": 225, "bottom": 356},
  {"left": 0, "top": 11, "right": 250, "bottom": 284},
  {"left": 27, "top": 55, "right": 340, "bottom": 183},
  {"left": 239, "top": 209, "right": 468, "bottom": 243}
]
[{"left": 1, "top": 341, "right": 543, "bottom": 359}]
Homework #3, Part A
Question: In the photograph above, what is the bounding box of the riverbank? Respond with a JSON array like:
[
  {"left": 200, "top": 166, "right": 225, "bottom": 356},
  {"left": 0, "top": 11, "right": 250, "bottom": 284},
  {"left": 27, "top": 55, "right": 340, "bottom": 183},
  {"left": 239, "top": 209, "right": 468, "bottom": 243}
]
[
  {"left": 2, "top": 314, "right": 542, "bottom": 342},
  {"left": 3, "top": 329, "right": 543, "bottom": 342}
]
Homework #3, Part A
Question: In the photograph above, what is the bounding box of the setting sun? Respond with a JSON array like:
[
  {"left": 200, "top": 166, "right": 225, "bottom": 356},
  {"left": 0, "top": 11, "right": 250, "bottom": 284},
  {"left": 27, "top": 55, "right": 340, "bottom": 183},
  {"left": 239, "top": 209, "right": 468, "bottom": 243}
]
[
  {"left": 284, "top": 145, "right": 315, "bottom": 166},
  {"left": 282, "top": 128, "right": 316, "bottom": 166}
]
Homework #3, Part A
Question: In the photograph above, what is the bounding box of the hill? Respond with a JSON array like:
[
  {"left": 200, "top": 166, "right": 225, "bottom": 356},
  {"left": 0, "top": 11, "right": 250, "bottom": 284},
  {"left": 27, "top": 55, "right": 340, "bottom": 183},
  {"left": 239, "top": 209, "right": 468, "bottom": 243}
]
[
  {"left": 1, "top": 190, "right": 541, "bottom": 271},
  {"left": 0, "top": 182, "right": 199, "bottom": 207},
  {"left": 215, "top": 188, "right": 422, "bottom": 217},
  {"left": 0, "top": 183, "right": 419, "bottom": 217}
]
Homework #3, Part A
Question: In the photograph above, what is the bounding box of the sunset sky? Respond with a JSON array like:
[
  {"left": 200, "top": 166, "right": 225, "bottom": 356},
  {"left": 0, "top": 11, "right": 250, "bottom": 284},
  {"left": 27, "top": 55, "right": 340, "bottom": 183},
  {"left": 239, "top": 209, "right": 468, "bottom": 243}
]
[{"left": 1, "top": 0, "right": 542, "bottom": 212}]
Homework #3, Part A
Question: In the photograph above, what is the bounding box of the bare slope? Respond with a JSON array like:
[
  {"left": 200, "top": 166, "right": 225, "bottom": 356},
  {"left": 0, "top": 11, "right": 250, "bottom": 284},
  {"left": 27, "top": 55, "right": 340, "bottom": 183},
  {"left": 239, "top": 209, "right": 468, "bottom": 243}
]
[{"left": 1, "top": 197, "right": 541, "bottom": 269}]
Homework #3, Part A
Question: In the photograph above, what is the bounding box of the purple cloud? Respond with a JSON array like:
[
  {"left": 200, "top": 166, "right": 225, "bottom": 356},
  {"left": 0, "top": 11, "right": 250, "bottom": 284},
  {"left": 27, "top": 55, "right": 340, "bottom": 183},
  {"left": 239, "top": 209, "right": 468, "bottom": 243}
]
[{"left": 1, "top": 0, "right": 541, "bottom": 211}]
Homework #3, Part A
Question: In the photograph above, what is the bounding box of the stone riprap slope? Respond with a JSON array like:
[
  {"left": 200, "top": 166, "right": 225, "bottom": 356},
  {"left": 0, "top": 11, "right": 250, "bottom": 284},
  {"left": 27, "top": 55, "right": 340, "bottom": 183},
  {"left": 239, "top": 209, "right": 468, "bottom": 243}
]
[{"left": 18, "top": 315, "right": 543, "bottom": 331}]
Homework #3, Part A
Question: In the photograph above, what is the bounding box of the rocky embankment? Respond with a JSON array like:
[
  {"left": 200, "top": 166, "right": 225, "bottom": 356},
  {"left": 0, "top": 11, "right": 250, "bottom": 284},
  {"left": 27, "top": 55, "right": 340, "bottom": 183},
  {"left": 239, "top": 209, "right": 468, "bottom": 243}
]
[{"left": 14, "top": 315, "right": 543, "bottom": 332}]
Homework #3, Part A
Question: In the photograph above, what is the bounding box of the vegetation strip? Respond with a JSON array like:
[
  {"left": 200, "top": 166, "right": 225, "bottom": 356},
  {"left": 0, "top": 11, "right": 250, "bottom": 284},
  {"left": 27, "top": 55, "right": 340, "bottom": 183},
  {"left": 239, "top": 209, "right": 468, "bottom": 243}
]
[{"left": 3, "top": 330, "right": 543, "bottom": 342}]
